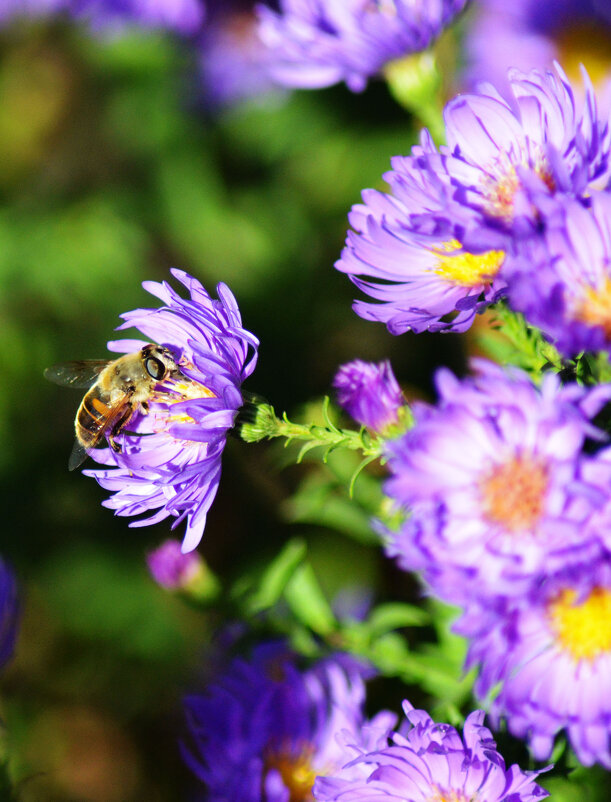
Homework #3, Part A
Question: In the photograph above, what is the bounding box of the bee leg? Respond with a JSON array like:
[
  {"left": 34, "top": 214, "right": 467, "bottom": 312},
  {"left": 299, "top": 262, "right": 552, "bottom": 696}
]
[
  {"left": 140, "top": 401, "right": 149, "bottom": 415},
  {"left": 109, "top": 406, "right": 135, "bottom": 453},
  {"left": 109, "top": 438, "right": 122, "bottom": 454}
]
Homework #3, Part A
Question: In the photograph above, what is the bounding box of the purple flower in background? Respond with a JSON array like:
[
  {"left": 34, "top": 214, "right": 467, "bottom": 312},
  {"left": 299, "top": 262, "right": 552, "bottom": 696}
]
[
  {"left": 506, "top": 192, "right": 611, "bottom": 357},
  {"left": 146, "top": 539, "right": 204, "bottom": 589},
  {"left": 0, "top": 0, "right": 67, "bottom": 22},
  {"left": 183, "top": 643, "right": 396, "bottom": 800},
  {"left": 0, "top": 0, "right": 205, "bottom": 35},
  {"left": 0, "top": 559, "right": 19, "bottom": 671},
  {"left": 384, "top": 360, "right": 611, "bottom": 601},
  {"left": 464, "top": 0, "right": 611, "bottom": 107},
  {"left": 84, "top": 269, "right": 259, "bottom": 553},
  {"left": 463, "top": 559, "right": 611, "bottom": 767},
  {"left": 314, "top": 700, "right": 549, "bottom": 801},
  {"left": 257, "top": 0, "right": 469, "bottom": 93},
  {"left": 333, "top": 360, "right": 403, "bottom": 432},
  {"left": 71, "top": 0, "right": 205, "bottom": 34},
  {"left": 199, "top": 0, "right": 282, "bottom": 108}
]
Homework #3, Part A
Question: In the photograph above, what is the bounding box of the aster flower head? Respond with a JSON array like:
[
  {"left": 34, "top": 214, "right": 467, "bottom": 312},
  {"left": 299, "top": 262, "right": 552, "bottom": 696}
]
[
  {"left": 462, "top": 558, "right": 611, "bottom": 768},
  {"left": 337, "top": 148, "right": 508, "bottom": 333},
  {"left": 183, "top": 643, "right": 396, "bottom": 801},
  {"left": 333, "top": 359, "right": 403, "bottom": 432},
  {"left": 384, "top": 359, "right": 611, "bottom": 602},
  {"left": 506, "top": 192, "right": 611, "bottom": 357},
  {"left": 257, "top": 0, "right": 469, "bottom": 93},
  {"left": 83, "top": 269, "right": 259, "bottom": 553},
  {"left": 314, "top": 700, "right": 549, "bottom": 801}
]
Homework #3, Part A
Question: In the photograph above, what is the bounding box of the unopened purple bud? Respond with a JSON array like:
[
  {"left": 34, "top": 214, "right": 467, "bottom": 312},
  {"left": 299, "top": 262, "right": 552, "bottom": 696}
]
[
  {"left": 146, "top": 540, "right": 203, "bottom": 590},
  {"left": 333, "top": 360, "right": 403, "bottom": 432}
]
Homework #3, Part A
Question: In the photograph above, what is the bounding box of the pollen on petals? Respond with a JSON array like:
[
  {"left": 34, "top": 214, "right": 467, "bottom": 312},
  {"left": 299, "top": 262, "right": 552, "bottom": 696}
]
[{"left": 548, "top": 587, "right": 611, "bottom": 661}]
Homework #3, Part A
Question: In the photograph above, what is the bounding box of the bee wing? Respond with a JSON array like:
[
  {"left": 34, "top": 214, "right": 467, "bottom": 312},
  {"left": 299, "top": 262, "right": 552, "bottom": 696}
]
[
  {"left": 44, "top": 360, "right": 111, "bottom": 389},
  {"left": 69, "top": 391, "right": 134, "bottom": 471}
]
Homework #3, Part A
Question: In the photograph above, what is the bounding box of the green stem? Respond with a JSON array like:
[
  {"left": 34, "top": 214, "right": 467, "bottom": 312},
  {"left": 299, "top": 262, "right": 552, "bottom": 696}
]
[
  {"left": 383, "top": 51, "right": 445, "bottom": 145},
  {"left": 237, "top": 398, "right": 386, "bottom": 462}
]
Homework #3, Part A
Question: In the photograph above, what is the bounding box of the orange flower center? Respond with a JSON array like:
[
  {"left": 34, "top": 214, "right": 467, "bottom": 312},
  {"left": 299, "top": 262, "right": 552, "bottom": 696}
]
[
  {"left": 264, "top": 745, "right": 317, "bottom": 802},
  {"left": 479, "top": 454, "right": 548, "bottom": 532},
  {"left": 573, "top": 277, "right": 611, "bottom": 338},
  {"left": 548, "top": 588, "right": 611, "bottom": 661}
]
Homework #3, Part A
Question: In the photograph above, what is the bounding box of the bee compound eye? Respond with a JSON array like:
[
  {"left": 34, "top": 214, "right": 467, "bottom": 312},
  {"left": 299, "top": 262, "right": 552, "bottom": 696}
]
[{"left": 144, "top": 356, "right": 166, "bottom": 380}]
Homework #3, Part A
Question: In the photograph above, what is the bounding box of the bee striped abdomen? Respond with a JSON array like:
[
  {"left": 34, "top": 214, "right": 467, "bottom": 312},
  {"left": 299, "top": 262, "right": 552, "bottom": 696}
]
[{"left": 76, "top": 386, "right": 113, "bottom": 446}]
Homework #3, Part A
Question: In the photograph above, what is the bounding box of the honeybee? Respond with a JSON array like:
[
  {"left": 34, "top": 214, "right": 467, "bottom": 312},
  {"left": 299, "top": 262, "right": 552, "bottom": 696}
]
[{"left": 45, "top": 344, "right": 186, "bottom": 471}]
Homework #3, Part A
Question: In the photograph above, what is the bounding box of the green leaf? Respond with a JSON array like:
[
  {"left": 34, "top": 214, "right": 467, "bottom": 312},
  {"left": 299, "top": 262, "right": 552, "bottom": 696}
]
[
  {"left": 244, "top": 539, "right": 307, "bottom": 616},
  {"left": 284, "top": 563, "right": 337, "bottom": 636},
  {"left": 368, "top": 602, "right": 430, "bottom": 633}
]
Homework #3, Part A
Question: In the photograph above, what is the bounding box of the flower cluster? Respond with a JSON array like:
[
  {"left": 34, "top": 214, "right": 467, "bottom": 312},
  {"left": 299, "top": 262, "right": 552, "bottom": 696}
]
[
  {"left": 385, "top": 359, "right": 611, "bottom": 601},
  {"left": 384, "top": 357, "right": 611, "bottom": 765},
  {"left": 336, "top": 64, "right": 611, "bottom": 336},
  {"left": 183, "top": 643, "right": 397, "bottom": 800},
  {"left": 84, "top": 269, "right": 259, "bottom": 553}
]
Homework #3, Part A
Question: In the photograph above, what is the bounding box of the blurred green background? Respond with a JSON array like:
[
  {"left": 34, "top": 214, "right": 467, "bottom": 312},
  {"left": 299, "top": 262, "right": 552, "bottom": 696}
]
[{"left": 0, "top": 16, "right": 470, "bottom": 801}]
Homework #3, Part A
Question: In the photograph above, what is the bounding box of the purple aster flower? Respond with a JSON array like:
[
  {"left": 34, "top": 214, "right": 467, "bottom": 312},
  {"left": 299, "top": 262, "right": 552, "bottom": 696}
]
[
  {"left": 336, "top": 65, "right": 611, "bottom": 334},
  {"left": 462, "top": 559, "right": 611, "bottom": 767},
  {"left": 69, "top": 0, "right": 205, "bottom": 35},
  {"left": 146, "top": 538, "right": 204, "bottom": 589},
  {"left": 83, "top": 269, "right": 259, "bottom": 553},
  {"left": 333, "top": 359, "right": 403, "bottom": 432},
  {"left": 384, "top": 359, "right": 611, "bottom": 602},
  {"left": 0, "top": 0, "right": 205, "bottom": 34},
  {"left": 506, "top": 192, "right": 611, "bottom": 357},
  {"left": 199, "top": 1, "right": 283, "bottom": 108},
  {"left": 464, "top": 0, "right": 611, "bottom": 109},
  {"left": 314, "top": 700, "right": 549, "bottom": 801},
  {"left": 336, "top": 146, "right": 508, "bottom": 333},
  {"left": 0, "top": 559, "right": 19, "bottom": 671},
  {"left": 256, "top": 0, "right": 469, "bottom": 93},
  {"left": 183, "top": 642, "right": 396, "bottom": 800}
]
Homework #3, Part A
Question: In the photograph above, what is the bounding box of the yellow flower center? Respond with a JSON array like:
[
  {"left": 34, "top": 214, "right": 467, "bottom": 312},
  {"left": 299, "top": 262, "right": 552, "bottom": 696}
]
[
  {"left": 151, "top": 377, "right": 216, "bottom": 430},
  {"left": 548, "top": 588, "right": 611, "bottom": 661},
  {"left": 431, "top": 239, "right": 505, "bottom": 287},
  {"left": 573, "top": 277, "right": 611, "bottom": 338},
  {"left": 479, "top": 454, "right": 548, "bottom": 533},
  {"left": 264, "top": 745, "right": 317, "bottom": 802}
]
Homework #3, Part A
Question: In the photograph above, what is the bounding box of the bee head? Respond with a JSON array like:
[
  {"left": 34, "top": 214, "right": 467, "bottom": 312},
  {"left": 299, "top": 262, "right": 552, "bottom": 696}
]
[{"left": 141, "top": 344, "right": 180, "bottom": 381}]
